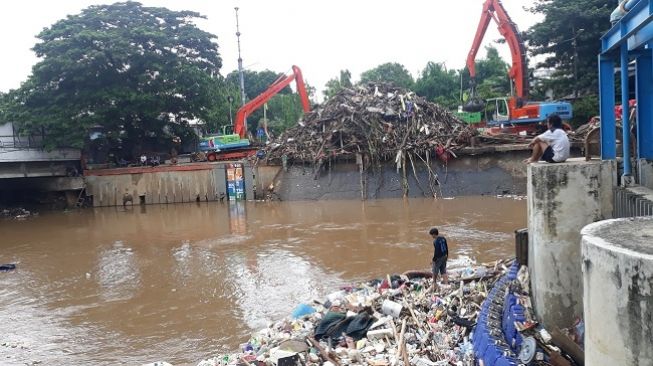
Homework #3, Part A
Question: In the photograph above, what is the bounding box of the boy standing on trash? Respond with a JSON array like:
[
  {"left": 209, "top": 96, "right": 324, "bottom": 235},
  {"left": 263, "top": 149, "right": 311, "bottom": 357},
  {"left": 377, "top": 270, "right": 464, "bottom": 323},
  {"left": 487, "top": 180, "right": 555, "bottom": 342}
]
[{"left": 430, "top": 227, "right": 449, "bottom": 293}]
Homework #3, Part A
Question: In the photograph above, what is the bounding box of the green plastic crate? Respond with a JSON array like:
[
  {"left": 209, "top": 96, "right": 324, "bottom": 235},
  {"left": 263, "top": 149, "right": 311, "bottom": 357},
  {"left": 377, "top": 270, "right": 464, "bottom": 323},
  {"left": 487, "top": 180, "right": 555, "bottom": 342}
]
[{"left": 455, "top": 111, "right": 482, "bottom": 124}]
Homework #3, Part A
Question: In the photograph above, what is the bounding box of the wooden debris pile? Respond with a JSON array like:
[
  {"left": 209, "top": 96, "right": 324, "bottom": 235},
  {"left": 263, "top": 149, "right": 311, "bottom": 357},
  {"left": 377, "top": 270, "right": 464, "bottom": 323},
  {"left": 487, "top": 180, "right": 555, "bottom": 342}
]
[
  {"left": 568, "top": 117, "right": 601, "bottom": 143},
  {"left": 265, "top": 83, "right": 476, "bottom": 163}
]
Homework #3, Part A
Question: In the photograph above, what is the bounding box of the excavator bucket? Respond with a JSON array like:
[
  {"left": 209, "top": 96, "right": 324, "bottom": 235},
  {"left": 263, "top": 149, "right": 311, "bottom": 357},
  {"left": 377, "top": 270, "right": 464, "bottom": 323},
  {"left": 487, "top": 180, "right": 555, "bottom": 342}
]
[
  {"left": 463, "top": 98, "right": 485, "bottom": 113},
  {"left": 463, "top": 79, "right": 485, "bottom": 112}
]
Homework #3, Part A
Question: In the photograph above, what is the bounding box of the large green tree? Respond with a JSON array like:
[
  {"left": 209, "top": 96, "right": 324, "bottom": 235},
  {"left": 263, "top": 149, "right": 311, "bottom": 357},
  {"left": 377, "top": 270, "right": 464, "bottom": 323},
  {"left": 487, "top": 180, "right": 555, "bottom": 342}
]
[
  {"left": 527, "top": 0, "right": 616, "bottom": 124},
  {"left": 1, "top": 1, "right": 222, "bottom": 153},
  {"left": 414, "top": 62, "right": 459, "bottom": 109},
  {"left": 360, "top": 62, "right": 414, "bottom": 89},
  {"left": 466, "top": 46, "right": 511, "bottom": 99},
  {"left": 527, "top": 1, "right": 615, "bottom": 94}
]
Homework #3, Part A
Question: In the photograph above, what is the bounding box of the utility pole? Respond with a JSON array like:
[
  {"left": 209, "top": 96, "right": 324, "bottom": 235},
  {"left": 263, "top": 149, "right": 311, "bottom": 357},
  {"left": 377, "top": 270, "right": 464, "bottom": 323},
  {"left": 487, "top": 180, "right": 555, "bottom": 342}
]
[
  {"left": 227, "top": 95, "right": 234, "bottom": 126},
  {"left": 572, "top": 25, "right": 579, "bottom": 98},
  {"left": 234, "top": 7, "right": 246, "bottom": 108},
  {"left": 571, "top": 26, "right": 584, "bottom": 99}
]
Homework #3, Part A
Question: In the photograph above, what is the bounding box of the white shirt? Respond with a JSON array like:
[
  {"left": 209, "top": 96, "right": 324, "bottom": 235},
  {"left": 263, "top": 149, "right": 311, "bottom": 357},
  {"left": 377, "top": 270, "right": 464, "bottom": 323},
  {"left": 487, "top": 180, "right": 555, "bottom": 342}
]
[{"left": 538, "top": 128, "right": 570, "bottom": 162}]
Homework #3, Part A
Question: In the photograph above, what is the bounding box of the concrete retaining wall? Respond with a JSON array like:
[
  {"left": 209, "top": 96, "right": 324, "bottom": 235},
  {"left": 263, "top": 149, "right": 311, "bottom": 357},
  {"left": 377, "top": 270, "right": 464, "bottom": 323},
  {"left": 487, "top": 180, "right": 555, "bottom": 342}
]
[
  {"left": 269, "top": 150, "right": 531, "bottom": 200},
  {"left": 527, "top": 158, "right": 616, "bottom": 329},
  {"left": 85, "top": 163, "right": 254, "bottom": 207},
  {"left": 582, "top": 217, "right": 653, "bottom": 366},
  {"left": 639, "top": 159, "right": 653, "bottom": 189}
]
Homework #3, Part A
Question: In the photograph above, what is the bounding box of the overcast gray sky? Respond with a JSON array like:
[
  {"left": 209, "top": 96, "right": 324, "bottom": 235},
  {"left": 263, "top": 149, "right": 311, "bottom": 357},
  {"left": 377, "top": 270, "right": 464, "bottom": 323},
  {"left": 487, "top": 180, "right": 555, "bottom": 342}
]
[{"left": 0, "top": 0, "right": 541, "bottom": 98}]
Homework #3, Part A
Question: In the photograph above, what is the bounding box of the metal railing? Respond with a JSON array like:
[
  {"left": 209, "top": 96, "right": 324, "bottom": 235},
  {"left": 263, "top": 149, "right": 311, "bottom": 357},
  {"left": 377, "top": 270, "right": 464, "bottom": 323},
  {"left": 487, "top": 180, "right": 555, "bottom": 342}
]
[
  {"left": 0, "top": 134, "right": 45, "bottom": 149},
  {"left": 613, "top": 186, "right": 653, "bottom": 218}
]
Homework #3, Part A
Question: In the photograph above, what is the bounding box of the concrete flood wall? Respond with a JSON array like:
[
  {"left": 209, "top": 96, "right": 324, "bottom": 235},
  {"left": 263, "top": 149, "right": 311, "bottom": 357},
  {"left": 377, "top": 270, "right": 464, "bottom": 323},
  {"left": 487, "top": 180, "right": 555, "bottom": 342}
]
[
  {"left": 268, "top": 150, "right": 531, "bottom": 200},
  {"left": 83, "top": 148, "right": 551, "bottom": 206},
  {"left": 582, "top": 217, "right": 653, "bottom": 366},
  {"left": 527, "top": 158, "right": 616, "bottom": 329},
  {"left": 85, "top": 163, "right": 254, "bottom": 207}
]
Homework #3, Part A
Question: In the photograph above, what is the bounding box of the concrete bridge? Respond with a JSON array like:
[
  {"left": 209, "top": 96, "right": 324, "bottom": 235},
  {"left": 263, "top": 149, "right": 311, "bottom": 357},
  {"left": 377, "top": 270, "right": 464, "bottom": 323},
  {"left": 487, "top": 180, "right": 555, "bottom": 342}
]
[{"left": 0, "top": 122, "right": 83, "bottom": 204}]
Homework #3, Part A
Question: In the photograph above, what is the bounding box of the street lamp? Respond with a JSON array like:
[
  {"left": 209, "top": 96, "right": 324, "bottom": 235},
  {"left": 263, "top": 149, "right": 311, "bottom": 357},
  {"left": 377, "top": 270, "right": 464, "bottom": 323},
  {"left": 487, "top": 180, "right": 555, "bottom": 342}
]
[{"left": 234, "top": 7, "right": 246, "bottom": 107}]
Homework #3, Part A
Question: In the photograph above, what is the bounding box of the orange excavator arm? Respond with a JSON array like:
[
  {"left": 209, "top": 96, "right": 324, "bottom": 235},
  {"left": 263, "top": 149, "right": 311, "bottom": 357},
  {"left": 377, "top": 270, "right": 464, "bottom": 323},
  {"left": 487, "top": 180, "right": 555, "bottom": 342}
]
[
  {"left": 465, "top": 0, "right": 528, "bottom": 110},
  {"left": 234, "top": 65, "right": 311, "bottom": 138}
]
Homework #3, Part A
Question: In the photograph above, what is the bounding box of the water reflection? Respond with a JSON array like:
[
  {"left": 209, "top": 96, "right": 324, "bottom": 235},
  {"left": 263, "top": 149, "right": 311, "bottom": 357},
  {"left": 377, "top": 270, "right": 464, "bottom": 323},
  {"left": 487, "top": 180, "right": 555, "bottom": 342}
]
[
  {"left": 228, "top": 201, "right": 248, "bottom": 236},
  {"left": 96, "top": 240, "right": 140, "bottom": 302},
  {"left": 228, "top": 249, "right": 342, "bottom": 330}
]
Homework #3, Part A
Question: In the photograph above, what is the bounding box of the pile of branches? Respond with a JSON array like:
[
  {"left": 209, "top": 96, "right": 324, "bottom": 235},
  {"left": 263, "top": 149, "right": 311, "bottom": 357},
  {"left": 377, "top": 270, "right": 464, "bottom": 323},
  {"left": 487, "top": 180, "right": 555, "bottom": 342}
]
[
  {"left": 265, "top": 83, "right": 475, "bottom": 164},
  {"left": 568, "top": 116, "right": 601, "bottom": 143}
]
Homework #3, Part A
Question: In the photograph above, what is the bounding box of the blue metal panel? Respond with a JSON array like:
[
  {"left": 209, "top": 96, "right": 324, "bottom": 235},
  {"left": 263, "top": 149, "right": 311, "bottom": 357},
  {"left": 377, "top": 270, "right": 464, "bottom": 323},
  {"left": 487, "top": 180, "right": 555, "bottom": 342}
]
[
  {"left": 636, "top": 51, "right": 653, "bottom": 158},
  {"left": 621, "top": 45, "right": 633, "bottom": 176},
  {"left": 628, "top": 20, "right": 653, "bottom": 50},
  {"left": 538, "top": 102, "right": 573, "bottom": 120},
  {"left": 602, "top": 0, "right": 653, "bottom": 53},
  {"left": 600, "top": 56, "right": 617, "bottom": 159}
]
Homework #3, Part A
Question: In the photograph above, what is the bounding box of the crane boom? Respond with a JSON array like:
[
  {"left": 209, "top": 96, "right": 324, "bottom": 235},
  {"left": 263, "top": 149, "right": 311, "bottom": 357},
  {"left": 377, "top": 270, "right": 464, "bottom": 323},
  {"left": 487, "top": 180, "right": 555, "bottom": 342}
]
[
  {"left": 466, "top": 0, "right": 528, "bottom": 100},
  {"left": 234, "top": 65, "right": 311, "bottom": 138},
  {"left": 462, "top": 0, "right": 573, "bottom": 129}
]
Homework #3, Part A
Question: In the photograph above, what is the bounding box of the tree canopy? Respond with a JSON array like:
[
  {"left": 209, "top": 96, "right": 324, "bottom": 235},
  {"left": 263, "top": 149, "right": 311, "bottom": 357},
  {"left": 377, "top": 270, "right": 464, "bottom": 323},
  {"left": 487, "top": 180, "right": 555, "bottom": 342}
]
[
  {"left": 360, "top": 62, "right": 414, "bottom": 89},
  {"left": 527, "top": 0, "right": 613, "bottom": 97},
  {"left": 1, "top": 1, "right": 222, "bottom": 153},
  {"left": 411, "top": 46, "right": 509, "bottom": 110},
  {"left": 527, "top": 0, "right": 616, "bottom": 124},
  {"left": 226, "top": 69, "right": 292, "bottom": 102},
  {"left": 323, "top": 70, "right": 353, "bottom": 100},
  {"left": 414, "top": 62, "right": 460, "bottom": 109},
  {"left": 466, "top": 47, "right": 510, "bottom": 99}
]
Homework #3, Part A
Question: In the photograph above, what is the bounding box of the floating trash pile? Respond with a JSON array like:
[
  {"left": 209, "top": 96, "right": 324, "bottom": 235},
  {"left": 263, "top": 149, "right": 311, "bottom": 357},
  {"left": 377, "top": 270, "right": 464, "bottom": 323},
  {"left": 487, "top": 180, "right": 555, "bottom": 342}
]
[
  {"left": 196, "top": 259, "right": 513, "bottom": 366},
  {"left": 1, "top": 207, "right": 37, "bottom": 220}
]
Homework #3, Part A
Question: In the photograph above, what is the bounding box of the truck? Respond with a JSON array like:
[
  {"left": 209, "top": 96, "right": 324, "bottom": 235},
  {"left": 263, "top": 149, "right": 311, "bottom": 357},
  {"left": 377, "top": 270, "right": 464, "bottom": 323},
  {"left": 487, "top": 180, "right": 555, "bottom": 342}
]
[
  {"left": 463, "top": 0, "right": 573, "bottom": 134},
  {"left": 196, "top": 65, "right": 311, "bottom": 162}
]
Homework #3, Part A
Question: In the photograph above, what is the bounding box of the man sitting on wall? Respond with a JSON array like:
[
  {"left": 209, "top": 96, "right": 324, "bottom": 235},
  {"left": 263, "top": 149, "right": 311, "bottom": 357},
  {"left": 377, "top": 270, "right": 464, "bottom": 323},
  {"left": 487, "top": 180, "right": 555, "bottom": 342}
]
[{"left": 524, "top": 114, "right": 570, "bottom": 164}]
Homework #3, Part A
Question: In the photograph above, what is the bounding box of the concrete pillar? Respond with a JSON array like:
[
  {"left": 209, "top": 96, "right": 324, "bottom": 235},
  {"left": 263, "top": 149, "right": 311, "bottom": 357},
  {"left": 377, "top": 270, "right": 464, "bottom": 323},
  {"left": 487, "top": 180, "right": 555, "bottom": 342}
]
[
  {"left": 244, "top": 163, "right": 255, "bottom": 200},
  {"left": 638, "top": 159, "right": 653, "bottom": 190},
  {"left": 582, "top": 217, "right": 653, "bottom": 366},
  {"left": 599, "top": 55, "right": 617, "bottom": 159},
  {"left": 527, "top": 158, "right": 616, "bottom": 329}
]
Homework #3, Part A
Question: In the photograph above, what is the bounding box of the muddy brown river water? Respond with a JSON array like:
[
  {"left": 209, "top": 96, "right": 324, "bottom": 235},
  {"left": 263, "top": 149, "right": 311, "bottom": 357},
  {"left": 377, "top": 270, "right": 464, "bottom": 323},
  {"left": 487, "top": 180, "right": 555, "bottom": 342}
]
[{"left": 0, "top": 197, "right": 525, "bottom": 366}]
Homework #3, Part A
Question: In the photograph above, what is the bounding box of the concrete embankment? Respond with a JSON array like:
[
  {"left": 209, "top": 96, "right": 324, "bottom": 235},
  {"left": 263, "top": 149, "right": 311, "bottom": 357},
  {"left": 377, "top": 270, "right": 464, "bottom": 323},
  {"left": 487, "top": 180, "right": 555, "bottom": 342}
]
[
  {"left": 82, "top": 146, "right": 585, "bottom": 206},
  {"left": 267, "top": 148, "right": 534, "bottom": 201}
]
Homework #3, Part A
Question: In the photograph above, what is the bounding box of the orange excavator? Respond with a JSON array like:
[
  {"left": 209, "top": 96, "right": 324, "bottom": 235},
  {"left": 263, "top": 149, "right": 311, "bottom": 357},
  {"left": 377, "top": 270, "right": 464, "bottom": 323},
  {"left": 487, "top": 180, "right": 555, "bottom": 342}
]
[
  {"left": 198, "top": 65, "right": 311, "bottom": 161},
  {"left": 463, "top": 0, "right": 572, "bottom": 132}
]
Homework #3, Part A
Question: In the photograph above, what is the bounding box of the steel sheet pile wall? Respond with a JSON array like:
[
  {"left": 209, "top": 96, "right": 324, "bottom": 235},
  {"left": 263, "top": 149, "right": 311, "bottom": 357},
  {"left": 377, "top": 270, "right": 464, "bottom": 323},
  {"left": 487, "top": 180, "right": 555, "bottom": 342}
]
[
  {"left": 85, "top": 168, "right": 226, "bottom": 207},
  {"left": 613, "top": 186, "right": 653, "bottom": 218}
]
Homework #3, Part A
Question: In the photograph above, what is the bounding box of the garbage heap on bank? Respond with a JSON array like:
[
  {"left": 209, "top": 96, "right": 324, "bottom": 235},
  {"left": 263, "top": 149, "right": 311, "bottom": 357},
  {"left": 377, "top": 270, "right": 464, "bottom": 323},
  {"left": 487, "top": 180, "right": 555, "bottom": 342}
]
[{"left": 197, "top": 259, "right": 583, "bottom": 366}]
